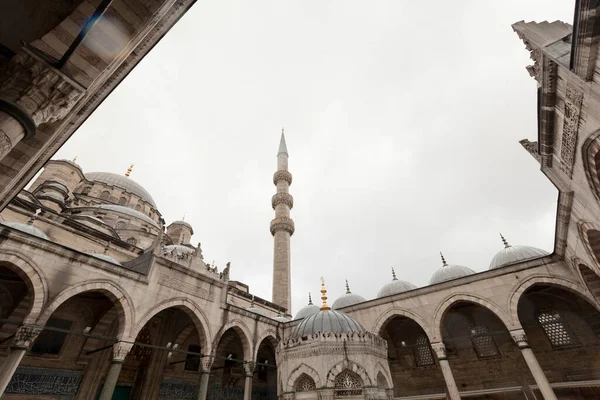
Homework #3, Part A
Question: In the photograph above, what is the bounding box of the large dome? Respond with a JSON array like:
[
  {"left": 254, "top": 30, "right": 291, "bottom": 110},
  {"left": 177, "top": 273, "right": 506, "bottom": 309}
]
[
  {"left": 377, "top": 269, "right": 417, "bottom": 298},
  {"left": 291, "top": 309, "right": 364, "bottom": 339},
  {"left": 489, "top": 234, "right": 550, "bottom": 270},
  {"left": 294, "top": 293, "right": 320, "bottom": 320},
  {"left": 332, "top": 281, "right": 366, "bottom": 310},
  {"left": 429, "top": 254, "right": 475, "bottom": 285},
  {"left": 85, "top": 172, "right": 156, "bottom": 207}
]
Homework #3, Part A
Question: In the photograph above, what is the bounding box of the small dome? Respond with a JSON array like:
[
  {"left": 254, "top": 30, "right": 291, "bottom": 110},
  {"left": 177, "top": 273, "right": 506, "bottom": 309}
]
[
  {"left": 489, "top": 234, "right": 550, "bottom": 270},
  {"left": 291, "top": 309, "right": 364, "bottom": 339},
  {"left": 90, "top": 253, "right": 121, "bottom": 265},
  {"left": 2, "top": 222, "right": 49, "bottom": 240},
  {"left": 164, "top": 244, "right": 194, "bottom": 255},
  {"left": 294, "top": 293, "right": 320, "bottom": 320},
  {"left": 86, "top": 204, "right": 158, "bottom": 228},
  {"left": 85, "top": 172, "right": 156, "bottom": 207},
  {"left": 377, "top": 269, "right": 418, "bottom": 298},
  {"left": 332, "top": 281, "right": 366, "bottom": 310},
  {"left": 170, "top": 220, "right": 193, "bottom": 230},
  {"left": 44, "top": 181, "right": 68, "bottom": 192},
  {"left": 429, "top": 254, "right": 475, "bottom": 285}
]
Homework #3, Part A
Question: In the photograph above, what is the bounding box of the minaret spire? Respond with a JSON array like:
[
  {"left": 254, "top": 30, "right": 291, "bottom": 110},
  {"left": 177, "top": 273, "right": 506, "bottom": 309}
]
[
  {"left": 271, "top": 128, "right": 294, "bottom": 315},
  {"left": 440, "top": 252, "right": 448, "bottom": 267},
  {"left": 345, "top": 279, "right": 351, "bottom": 294}
]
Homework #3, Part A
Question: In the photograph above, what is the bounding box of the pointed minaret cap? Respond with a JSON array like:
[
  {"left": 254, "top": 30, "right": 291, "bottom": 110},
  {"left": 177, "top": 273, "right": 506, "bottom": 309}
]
[
  {"left": 278, "top": 128, "right": 288, "bottom": 156},
  {"left": 308, "top": 292, "right": 313, "bottom": 305},
  {"left": 391, "top": 267, "right": 398, "bottom": 281},
  {"left": 125, "top": 164, "right": 134, "bottom": 177},
  {"left": 319, "top": 276, "right": 330, "bottom": 311},
  {"left": 500, "top": 233, "right": 511, "bottom": 248},
  {"left": 440, "top": 252, "right": 448, "bottom": 267},
  {"left": 345, "top": 279, "right": 351, "bottom": 294}
]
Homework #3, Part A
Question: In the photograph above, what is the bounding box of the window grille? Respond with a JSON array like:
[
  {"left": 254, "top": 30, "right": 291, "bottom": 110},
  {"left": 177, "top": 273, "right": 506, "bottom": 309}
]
[
  {"left": 469, "top": 324, "right": 499, "bottom": 358},
  {"left": 334, "top": 370, "right": 362, "bottom": 396},
  {"left": 115, "top": 221, "right": 127, "bottom": 229},
  {"left": 126, "top": 237, "right": 137, "bottom": 246},
  {"left": 295, "top": 374, "right": 316, "bottom": 392},
  {"left": 413, "top": 334, "right": 435, "bottom": 366},
  {"left": 538, "top": 309, "right": 578, "bottom": 348}
]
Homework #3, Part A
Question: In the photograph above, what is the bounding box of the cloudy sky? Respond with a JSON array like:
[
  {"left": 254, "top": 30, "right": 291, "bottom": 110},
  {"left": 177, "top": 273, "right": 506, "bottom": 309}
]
[{"left": 54, "top": 1, "right": 574, "bottom": 316}]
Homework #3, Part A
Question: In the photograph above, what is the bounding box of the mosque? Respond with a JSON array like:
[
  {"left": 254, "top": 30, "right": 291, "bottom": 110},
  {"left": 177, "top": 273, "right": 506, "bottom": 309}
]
[{"left": 1, "top": 2, "right": 600, "bottom": 400}]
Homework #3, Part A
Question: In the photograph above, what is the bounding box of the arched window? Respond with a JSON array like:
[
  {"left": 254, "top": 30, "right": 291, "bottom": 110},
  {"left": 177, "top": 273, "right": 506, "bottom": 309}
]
[
  {"left": 295, "top": 373, "right": 316, "bottom": 392},
  {"left": 376, "top": 372, "right": 388, "bottom": 389},
  {"left": 469, "top": 323, "right": 499, "bottom": 358},
  {"left": 118, "top": 197, "right": 127, "bottom": 206},
  {"left": 115, "top": 221, "right": 127, "bottom": 230},
  {"left": 538, "top": 309, "right": 578, "bottom": 348},
  {"left": 81, "top": 186, "right": 91, "bottom": 195},
  {"left": 99, "top": 191, "right": 110, "bottom": 200},
  {"left": 126, "top": 237, "right": 137, "bottom": 246},
  {"left": 135, "top": 204, "right": 141, "bottom": 211},
  {"left": 413, "top": 334, "right": 435, "bottom": 366},
  {"left": 334, "top": 370, "right": 362, "bottom": 396}
]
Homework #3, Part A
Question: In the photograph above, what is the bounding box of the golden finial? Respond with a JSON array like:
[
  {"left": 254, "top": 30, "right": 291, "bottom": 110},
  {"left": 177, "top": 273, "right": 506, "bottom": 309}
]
[
  {"left": 440, "top": 252, "right": 448, "bottom": 267},
  {"left": 391, "top": 267, "right": 398, "bottom": 281},
  {"left": 499, "top": 232, "right": 510, "bottom": 248},
  {"left": 320, "top": 276, "right": 330, "bottom": 311},
  {"left": 125, "top": 164, "right": 134, "bottom": 177},
  {"left": 345, "top": 279, "right": 351, "bottom": 294},
  {"left": 72, "top": 156, "right": 78, "bottom": 163}
]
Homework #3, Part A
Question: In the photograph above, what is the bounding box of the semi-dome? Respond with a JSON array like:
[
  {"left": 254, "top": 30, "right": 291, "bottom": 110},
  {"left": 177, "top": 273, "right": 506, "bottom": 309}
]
[
  {"left": 85, "top": 172, "right": 156, "bottom": 207},
  {"left": 164, "top": 244, "right": 194, "bottom": 255},
  {"left": 429, "top": 253, "right": 475, "bottom": 285},
  {"left": 332, "top": 280, "right": 366, "bottom": 309},
  {"left": 294, "top": 293, "right": 320, "bottom": 320},
  {"left": 377, "top": 268, "right": 418, "bottom": 298},
  {"left": 87, "top": 204, "right": 158, "bottom": 228},
  {"left": 489, "top": 234, "right": 550, "bottom": 270},
  {"left": 2, "top": 222, "right": 49, "bottom": 240},
  {"left": 90, "top": 253, "right": 121, "bottom": 265}
]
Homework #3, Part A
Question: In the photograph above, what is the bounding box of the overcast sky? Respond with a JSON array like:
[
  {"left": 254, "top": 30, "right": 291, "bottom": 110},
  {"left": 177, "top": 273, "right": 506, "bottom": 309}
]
[{"left": 54, "top": 1, "right": 574, "bottom": 316}]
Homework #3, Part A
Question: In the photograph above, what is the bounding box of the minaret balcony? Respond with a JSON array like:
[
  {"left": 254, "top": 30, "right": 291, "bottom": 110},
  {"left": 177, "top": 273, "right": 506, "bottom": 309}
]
[
  {"left": 273, "top": 170, "right": 292, "bottom": 185},
  {"left": 272, "top": 193, "right": 294, "bottom": 209},
  {"left": 270, "top": 217, "right": 295, "bottom": 236}
]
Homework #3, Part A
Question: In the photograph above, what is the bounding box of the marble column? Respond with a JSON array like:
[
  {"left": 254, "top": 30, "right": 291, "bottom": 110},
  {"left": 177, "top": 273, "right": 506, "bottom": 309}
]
[
  {"left": 511, "top": 330, "right": 557, "bottom": 400},
  {"left": 0, "top": 324, "right": 42, "bottom": 396},
  {"left": 197, "top": 357, "right": 213, "bottom": 400},
  {"left": 431, "top": 342, "right": 461, "bottom": 400},
  {"left": 0, "top": 48, "right": 84, "bottom": 160},
  {"left": 98, "top": 341, "right": 133, "bottom": 400},
  {"left": 243, "top": 361, "right": 255, "bottom": 400}
]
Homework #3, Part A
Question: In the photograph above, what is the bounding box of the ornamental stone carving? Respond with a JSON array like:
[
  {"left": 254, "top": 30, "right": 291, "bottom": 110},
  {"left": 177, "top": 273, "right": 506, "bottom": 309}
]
[
  {"left": 112, "top": 341, "right": 134, "bottom": 361},
  {"left": 273, "top": 170, "right": 293, "bottom": 186},
  {"left": 510, "top": 329, "right": 529, "bottom": 349},
  {"left": 272, "top": 193, "right": 294, "bottom": 209},
  {"left": 559, "top": 85, "right": 584, "bottom": 178},
  {"left": 430, "top": 342, "right": 447, "bottom": 359},
  {"left": 317, "top": 388, "right": 334, "bottom": 400},
  {"left": 12, "top": 324, "right": 42, "bottom": 350},
  {"left": 270, "top": 217, "right": 295, "bottom": 236},
  {"left": 243, "top": 361, "right": 255, "bottom": 377},
  {"left": 201, "top": 357, "right": 213, "bottom": 372},
  {"left": 364, "top": 387, "right": 379, "bottom": 400}
]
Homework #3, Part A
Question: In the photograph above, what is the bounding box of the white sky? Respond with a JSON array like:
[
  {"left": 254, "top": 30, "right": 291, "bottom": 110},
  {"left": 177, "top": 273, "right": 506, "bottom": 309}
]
[{"left": 54, "top": 1, "right": 575, "bottom": 316}]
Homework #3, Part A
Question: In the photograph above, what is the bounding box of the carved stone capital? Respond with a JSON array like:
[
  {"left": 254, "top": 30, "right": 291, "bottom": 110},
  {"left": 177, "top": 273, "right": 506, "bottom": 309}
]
[
  {"left": 430, "top": 342, "right": 447, "bottom": 360},
  {"left": 363, "top": 387, "right": 379, "bottom": 399},
  {"left": 386, "top": 388, "right": 394, "bottom": 400},
  {"left": 0, "top": 49, "right": 85, "bottom": 129},
  {"left": 201, "top": 356, "right": 213, "bottom": 372},
  {"left": 273, "top": 170, "right": 293, "bottom": 186},
  {"left": 272, "top": 193, "right": 294, "bottom": 210},
  {"left": 12, "top": 324, "right": 42, "bottom": 350},
  {"left": 511, "top": 329, "right": 529, "bottom": 349},
  {"left": 112, "top": 341, "right": 134, "bottom": 361},
  {"left": 270, "top": 217, "right": 295, "bottom": 236},
  {"left": 243, "top": 361, "right": 255, "bottom": 377},
  {"left": 317, "top": 388, "right": 334, "bottom": 400}
]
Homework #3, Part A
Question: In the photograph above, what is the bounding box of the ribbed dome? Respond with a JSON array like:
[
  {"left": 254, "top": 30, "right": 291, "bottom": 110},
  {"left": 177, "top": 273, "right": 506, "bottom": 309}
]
[
  {"left": 429, "top": 253, "right": 475, "bottom": 285},
  {"left": 90, "top": 253, "right": 121, "bottom": 265},
  {"left": 2, "top": 222, "right": 49, "bottom": 240},
  {"left": 332, "top": 281, "right": 366, "bottom": 310},
  {"left": 291, "top": 309, "right": 364, "bottom": 339},
  {"left": 164, "top": 244, "right": 194, "bottom": 255},
  {"left": 294, "top": 293, "right": 321, "bottom": 320},
  {"left": 489, "top": 234, "right": 550, "bottom": 270},
  {"left": 378, "top": 279, "right": 417, "bottom": 297},
  {"left": 86, "top": 204, "right": 158, "bottom": 228},
  {"left": 85, "top": 172, "right": 156, "bottom": 207}
]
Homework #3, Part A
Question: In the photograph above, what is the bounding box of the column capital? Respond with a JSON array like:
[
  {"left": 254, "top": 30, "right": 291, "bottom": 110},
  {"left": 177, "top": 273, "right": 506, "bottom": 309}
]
[
  {"left": 385, "top": 388, "right": 394, "bottom": 400},
  {"left": 430, "top": 342, "right": 448, "bottom": 360},
  {"left": 12, "top": 324, "right": 42, "bottom": 350},
  {"left": 317, "top": 388, "right": 334, "bottom": 400},
  {"left": 510, "top": 329, "right": 529, "bottom": 349},
  {"left": 243, "top": 361, "right": 255, "bottom": 377},
  {"left": 200, "top": 356, "right": 213, "bottom": 373},
  {"left": 112, "top": 341, "right": 133, "bottom": 361}
]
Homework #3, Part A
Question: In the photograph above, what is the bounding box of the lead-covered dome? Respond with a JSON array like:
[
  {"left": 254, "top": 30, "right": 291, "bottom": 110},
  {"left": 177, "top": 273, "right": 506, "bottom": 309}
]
[
  {"left": 2, "top": 222, "right": 49, "bottom": 240},
  {"left": 294, "top": 293, "right": 320, "bottom": 320},
  {"left": 377, "top": 268, "right": 418, "bottom": 297},
  {"left": 85, "top": 172, "right": 156, "bottom": 207},
  {"left": 489, "top": 234, "right": 549, "bottom": 270},
  {"left": 291, "top": 309, "right": 364, "bottom": 339},
  {"left": 88, "top": 204, "right": 158, "bottom": 228},
  {"left": 429, "top": 253, "right": 475, "bottom": 285},
  {"left": 332, "top": 280, "right": 366, "bottom": 310}
]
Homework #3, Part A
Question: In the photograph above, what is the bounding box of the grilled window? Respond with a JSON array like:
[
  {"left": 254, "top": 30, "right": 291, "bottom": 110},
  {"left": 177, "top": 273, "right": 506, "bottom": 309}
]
[
  {"left": 413, "top": 334, "right": 435, "bottom": 366},
  {"left": 184, "top": 344, "right": 201, "bottom": 371},
  {"left": 296, "top": 374, "right": 316, "bottom": 392},
  {"left": 469, "top": 324, "right": 499, "bottom": 358},
  {"left": 538, "top": 309, "right": 578, "bottom": 348},
  {"left": 334, "top": 370, "right": 362, "bottom": 396}
]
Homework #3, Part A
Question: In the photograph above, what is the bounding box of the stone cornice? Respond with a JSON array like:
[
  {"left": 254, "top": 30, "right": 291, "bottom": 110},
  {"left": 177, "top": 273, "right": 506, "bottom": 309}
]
[
  {"left": 272, "top": 193, "right": 294, "bottom": 209},
  {"left": 273, "top": 170, "right": 293, "bottom": 186},
  {"left": 270, "top": 217, "right": 295, "bottom": 236}
]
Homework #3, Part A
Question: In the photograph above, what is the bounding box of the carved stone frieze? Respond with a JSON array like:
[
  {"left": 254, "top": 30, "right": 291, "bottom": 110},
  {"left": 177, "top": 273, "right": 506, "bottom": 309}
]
[
  {"left": 158, "top": 273, "right": 211, "bottom": 300},
  {"left": 243, "top": 361, "right": 255, "bottom": 377},
  {"left": 559, "top": 85, "right": 584, "bottom": 178},
  {"left": 270, "top": 217, "right": 295, "bottom": 236},
  {"left": 272, "top": 193, "right": 294, "bottom": 209},
  {"left": 273, "top": 170, "right": 293, "bottom": 186},
  {"left": 112, "top": 341, "right": 134, "bottom": 361},
  {"left": 12, "top": 324, "right": 42, "bottom": 350}
]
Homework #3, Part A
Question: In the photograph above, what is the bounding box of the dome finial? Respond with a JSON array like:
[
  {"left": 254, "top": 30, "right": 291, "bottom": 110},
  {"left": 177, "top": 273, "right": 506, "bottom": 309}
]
[
  {"left": 308, "top": 292, "right": 313, "bottom": 305},
  {"left": 440, "top": 252, "right": 448, "bottom": 267},
  {"left": 345, "top": 279, "right": 351, "bottom": 294},
  {"left": 320, "top": 276, "right": 330, "bottom": 311},
  {"left": 182, "top": 214, "right": 186, "bottom": 222},
  {"left": 72, "top": 156, "right": 77, "bottom": 163},
  {"left": 500, "top": 232, "right": 510, "bottom": 248},
  {"left": 125, "top": 163, "right": 134, "bottom": 177},
  {"left": 391, "top": 267, "right": 398, "bottom": 281}
]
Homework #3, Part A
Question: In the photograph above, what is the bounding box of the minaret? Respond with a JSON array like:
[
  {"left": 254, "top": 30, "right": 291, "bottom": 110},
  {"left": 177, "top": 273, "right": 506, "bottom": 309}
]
[{"left": 270, "top": 129, "right": 294, "bottom": 314}]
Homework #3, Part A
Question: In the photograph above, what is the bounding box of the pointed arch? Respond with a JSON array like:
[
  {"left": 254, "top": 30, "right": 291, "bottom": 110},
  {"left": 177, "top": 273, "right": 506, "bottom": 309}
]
[
  {"left": 212, "top": 319, "right": 253, "bottom": 361},
  {"left": 325, "top": 360, "right": 371, "bottom": 387},
  {"left": 287, "top": 363, "right": 322, "bottom": 391},
  {"left": 253, "top": 328, "right": 278, "bottom": 361},
  {"left": 577, "top": 220, "right": 600, "bottom": 271},
  {"left": 582, "top": 129, "right": 600, "bottom": 202},
  {"left": 373, "top": 362, "right": 391, "bottom": 389},
  {"left": 573, "top": 257, "right": 600, "bottom": 303},
  {"left": 432, "top": 293, "right": 515, "bottom": 341},
  {"left": 132, "top": 297, "right": 211, "bottom": 354},
  {"left": 372, "top": 307, "right": 433, "bottom": 341},
  {"left": 508, "top": 275, "right": 599, "bottom": 325},
  {"left": 36, "top": 280, "right": 134, "bottom": 340},
  {"left": 0, "top": 249, "right": 48, "bottom": 323}
]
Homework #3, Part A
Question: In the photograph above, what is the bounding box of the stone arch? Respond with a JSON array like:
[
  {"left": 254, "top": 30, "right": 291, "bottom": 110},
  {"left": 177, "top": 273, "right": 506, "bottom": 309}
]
[
  {"left": 211, "top": 319, "right": 253, "bottom": 361},
  {"left": 253, "top": 329, "right": 278, "bottom": 361},
  {"left": 132, "top": 297, "right": 212, "bottom": 355},
  {"left": 36, "top": 280, "right": 134, "bottom": 340},
  {"left": 581, "top": 130, "right": 600, "bottom": 202},
  {"left": 287, "top": 363, "right": 322, "bottom": 391},
  {"left": 374, "top": 362, "right": 391, "bottom": 389},
  {"left": 325, "top": 360, "right": 371, "bottom": 387},
  {"left": 578, "top": 220, "right": 600, "bottom": 272},
  {"left": 372, "top": 307, "right": 433, "bottom": 341},
  {"left": 508, "top": 275, "right": 600, "bottom": 325},
  {"left": 433, "top": 293, "right": 515, "bottom": 341},
  {"left": 0, "top": 250, "right": 48, "bottom": 323},
  {"left": 573, "top": 257, "right": 600, "bottom": 304}
]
